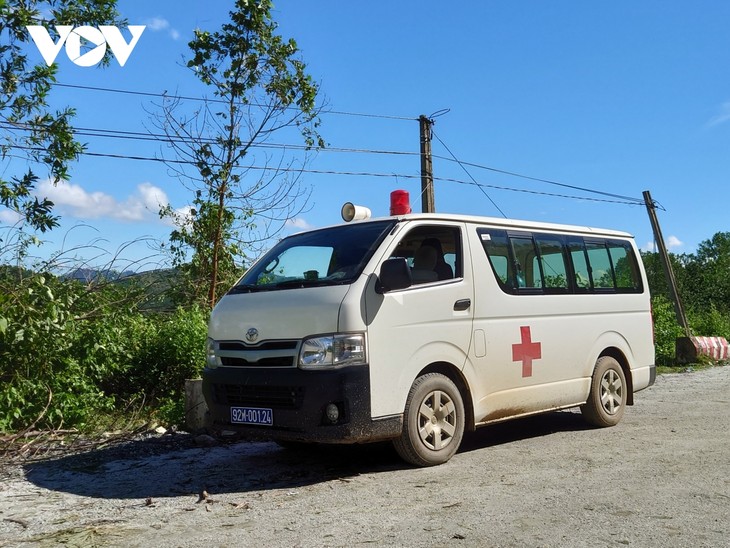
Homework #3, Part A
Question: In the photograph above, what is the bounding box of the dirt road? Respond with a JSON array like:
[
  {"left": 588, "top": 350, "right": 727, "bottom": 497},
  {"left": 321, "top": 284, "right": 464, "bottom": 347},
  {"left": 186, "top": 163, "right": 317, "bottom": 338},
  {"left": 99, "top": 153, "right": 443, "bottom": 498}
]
[{"left": 1, "top": 366, "right": 728, "bottom": 547}]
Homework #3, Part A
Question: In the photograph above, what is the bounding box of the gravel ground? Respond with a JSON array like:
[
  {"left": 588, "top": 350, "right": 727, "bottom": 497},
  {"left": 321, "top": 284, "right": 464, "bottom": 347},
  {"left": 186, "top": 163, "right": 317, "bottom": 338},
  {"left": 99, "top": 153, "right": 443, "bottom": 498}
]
[{"left": 1, "top": 366, "right": 728, "bottom": 548}]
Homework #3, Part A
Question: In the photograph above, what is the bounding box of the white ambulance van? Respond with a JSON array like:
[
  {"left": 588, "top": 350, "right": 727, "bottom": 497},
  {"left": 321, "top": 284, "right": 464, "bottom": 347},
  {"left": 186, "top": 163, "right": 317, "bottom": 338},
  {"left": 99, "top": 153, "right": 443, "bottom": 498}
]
[{"left": 203, "top": 194, "right": 655, "bottom": 466}]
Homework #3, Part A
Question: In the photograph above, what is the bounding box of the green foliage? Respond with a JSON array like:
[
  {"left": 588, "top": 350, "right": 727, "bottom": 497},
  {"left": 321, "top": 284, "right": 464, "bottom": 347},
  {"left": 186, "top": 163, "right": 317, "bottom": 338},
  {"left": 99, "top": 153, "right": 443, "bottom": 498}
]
[
  {"left": 125, "top": 306, "right": 208, "bottom": 401},
  {"left": 0, "top": 1, "right": 122, "bottom": 238},
  {"left": 644, "top": 231, "right": 730, "bottom": 366},
  {"left": 0, "top": 270, "right": 208, "bottom": 433},
  {"left": 156, "top": 0, "right": 322, "bottom": 309},
  {"left": 689, "top": 304, "right": 730, "bottom": 340},
  {"left": 651, "top": 295, "right": 684, "bottom": 366}
]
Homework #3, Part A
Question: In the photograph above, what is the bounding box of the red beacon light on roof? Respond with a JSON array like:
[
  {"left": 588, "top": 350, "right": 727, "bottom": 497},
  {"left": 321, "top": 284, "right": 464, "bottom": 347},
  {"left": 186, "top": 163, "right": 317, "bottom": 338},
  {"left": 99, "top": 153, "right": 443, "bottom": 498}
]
[
  {"left": 342, "top": 190, "right": 412, "bottom": 222},
  {"left": 390, "top": 189, "right": 412, "bottom": 215}
]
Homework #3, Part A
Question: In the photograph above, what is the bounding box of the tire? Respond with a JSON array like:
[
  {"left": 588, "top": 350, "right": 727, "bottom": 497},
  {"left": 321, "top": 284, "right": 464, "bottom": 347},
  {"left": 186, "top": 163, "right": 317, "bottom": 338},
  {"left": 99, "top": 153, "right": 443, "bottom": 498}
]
[
  {"left": 581, "top": 356, "right": 627, "bottom": 427},
  {"left": 393, "top": 373, "right": 465, "bottom": 467}
]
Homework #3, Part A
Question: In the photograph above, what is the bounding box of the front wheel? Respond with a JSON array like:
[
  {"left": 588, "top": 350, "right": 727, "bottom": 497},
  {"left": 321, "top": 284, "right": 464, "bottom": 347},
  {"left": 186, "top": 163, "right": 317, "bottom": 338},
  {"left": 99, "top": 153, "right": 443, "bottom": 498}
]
[
  {"left": 581, "top": 356, "right": 627, "bottom": 427},
  {"left": 393, "top": 373, "right": 465, "bottom": 467}
]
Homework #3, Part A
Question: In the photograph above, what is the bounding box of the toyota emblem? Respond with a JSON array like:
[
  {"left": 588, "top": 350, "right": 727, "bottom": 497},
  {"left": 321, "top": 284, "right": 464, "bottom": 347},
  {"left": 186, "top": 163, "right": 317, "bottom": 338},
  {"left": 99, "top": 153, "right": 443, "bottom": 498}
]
[{"left": 245, "top": 327, "right": 259, "bottom": 343}]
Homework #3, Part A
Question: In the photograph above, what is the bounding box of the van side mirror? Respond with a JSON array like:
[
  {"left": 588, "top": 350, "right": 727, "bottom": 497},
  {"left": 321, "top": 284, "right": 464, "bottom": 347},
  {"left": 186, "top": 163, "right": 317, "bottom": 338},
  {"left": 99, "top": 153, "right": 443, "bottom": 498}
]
[{"left": 378, "top": 257, "right": 412, "bottom": 293}]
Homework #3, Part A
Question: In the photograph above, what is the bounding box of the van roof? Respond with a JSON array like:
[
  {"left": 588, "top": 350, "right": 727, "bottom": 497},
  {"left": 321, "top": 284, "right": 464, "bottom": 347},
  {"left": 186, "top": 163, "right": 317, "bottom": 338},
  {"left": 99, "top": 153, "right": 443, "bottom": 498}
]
[{"left": 340, "top": 212, "right": 635, "bottom": 239}]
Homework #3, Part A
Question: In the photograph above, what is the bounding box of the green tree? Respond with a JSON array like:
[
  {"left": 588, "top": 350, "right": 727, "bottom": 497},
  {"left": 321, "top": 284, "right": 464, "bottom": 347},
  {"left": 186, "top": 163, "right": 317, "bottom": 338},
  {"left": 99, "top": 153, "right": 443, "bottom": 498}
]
[
  {"left": 153, "top": 0, "right": 323, "bottom": 309},
  {"left": 686, "top": 232, "right": 730, "bottom": 315},
  {"left": 0, "top": 0, "right": 121, "bottom": 253}
]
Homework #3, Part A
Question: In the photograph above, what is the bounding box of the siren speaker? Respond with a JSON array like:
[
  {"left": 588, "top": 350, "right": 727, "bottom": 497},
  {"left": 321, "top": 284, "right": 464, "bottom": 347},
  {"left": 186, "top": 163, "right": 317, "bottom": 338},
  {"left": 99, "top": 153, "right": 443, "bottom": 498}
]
[{"left": 341, "top": 202, "right": 372, "bottom": 222}]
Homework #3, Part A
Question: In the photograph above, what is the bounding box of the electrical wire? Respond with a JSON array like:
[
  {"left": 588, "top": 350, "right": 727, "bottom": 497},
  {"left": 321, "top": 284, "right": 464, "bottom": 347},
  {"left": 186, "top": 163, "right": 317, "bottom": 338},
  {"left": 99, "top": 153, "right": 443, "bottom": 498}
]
[
  {"left": 3, "top": 113, "right": 647, "bottom": 207},
  {"left": 430, "top": 128, "right": 645, "bottom": 206},
  {"left": 6, "top": 143, "right": 647, "bottom": 207},
  {"left": 431, "top": 128, "right": 508, "bottom": 218},
  {"left": 5, "top": 85, "right": 651, "bottom": 210},
  {"left": 0, "top": 121, "right": 420, "bottom": 158},
  {"left": 53, "top": 83, "right": 418, "bottom": 121}
]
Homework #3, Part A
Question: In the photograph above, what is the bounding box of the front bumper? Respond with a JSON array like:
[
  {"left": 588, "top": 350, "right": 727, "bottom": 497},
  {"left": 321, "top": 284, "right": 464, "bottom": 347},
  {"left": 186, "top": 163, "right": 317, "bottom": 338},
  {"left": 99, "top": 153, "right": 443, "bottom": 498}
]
[{"left": 202, "top": 363, "right": 402, "bottom": 443}]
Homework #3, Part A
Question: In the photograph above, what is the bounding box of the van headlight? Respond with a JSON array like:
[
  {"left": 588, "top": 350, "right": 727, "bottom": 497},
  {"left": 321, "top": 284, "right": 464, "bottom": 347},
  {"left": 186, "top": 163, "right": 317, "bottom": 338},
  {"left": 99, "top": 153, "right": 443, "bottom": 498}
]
[
  {"left": 206, "top": 338, "right": 220, "bottom": 369},
  {"left": 299, "top": 333, "right": 366, "bottom": 369}
]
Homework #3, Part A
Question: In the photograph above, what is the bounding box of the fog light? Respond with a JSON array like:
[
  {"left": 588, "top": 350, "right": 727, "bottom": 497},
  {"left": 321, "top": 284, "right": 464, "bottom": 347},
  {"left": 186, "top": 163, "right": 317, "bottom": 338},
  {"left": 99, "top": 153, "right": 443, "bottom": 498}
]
[{"left": 325, "top": 403, "right": 340, "bottom": 424}]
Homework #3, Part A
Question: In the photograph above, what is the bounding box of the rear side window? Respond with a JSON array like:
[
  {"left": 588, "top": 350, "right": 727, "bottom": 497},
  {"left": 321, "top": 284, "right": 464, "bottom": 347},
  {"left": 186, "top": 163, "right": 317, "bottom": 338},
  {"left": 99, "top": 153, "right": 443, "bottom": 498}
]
[
  {"left": 609, "top": 240, "right": 643, "bottom": 292},
  {"left": 478, "top": 228, "right": 643, "bottom": 295}
]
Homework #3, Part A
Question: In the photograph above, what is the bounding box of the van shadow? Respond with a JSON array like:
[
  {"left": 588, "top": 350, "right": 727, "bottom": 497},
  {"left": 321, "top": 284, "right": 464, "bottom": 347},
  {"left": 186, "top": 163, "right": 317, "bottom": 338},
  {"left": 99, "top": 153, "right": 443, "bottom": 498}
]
[
  {"left": 22, "top": 411, "right": 589, "bottom": 500},
  {"left": 459, "top": 409, "right": 590, "bottom": 454},
  {"left": 21, "top": 435, "right": 404, "bottom": 500}
]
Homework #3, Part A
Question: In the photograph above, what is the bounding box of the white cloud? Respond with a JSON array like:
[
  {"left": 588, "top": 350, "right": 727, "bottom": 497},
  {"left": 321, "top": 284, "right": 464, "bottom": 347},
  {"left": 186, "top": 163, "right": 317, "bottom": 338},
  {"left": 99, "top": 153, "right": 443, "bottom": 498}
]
[
  {"left": 707, "top": 101, "right": 730, "bottom": 128},
  {"left": 145, "top": 17, "right": 169, "bottom": 31},
  {"left": 643, "top": 235, "right": 683, "bottom": 252},
  {"left": 160, "top": 204, "right": 195, "bottom": 228},
  {"left": 145, "top": 17, "right": 180, "bottom": 40},
  {"left": 285, "top": 217, "right": 314, "bottom": 231},
  {"left": 666, "top": 235, "right": 683, "bottom": 249},
  {"left": 0, "top": 208, "right": 23, "bottom": 225},
  {"left": 36, "top": 180, "right": 169, "bottom": 222}
]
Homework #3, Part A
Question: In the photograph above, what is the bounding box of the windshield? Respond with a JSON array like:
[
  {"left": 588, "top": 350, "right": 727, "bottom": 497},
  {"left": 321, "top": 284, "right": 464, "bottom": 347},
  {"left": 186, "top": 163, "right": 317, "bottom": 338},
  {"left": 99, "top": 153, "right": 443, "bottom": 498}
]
[{"left": 231, "top": 220, "right": 396, "bottom": 292}]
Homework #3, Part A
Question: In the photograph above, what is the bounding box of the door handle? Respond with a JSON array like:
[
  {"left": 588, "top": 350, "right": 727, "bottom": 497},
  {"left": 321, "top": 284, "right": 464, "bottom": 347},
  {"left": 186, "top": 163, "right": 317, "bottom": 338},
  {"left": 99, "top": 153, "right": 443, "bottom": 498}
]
[{"left": 453, "top": 298, "right": 471, "bottom": 311}]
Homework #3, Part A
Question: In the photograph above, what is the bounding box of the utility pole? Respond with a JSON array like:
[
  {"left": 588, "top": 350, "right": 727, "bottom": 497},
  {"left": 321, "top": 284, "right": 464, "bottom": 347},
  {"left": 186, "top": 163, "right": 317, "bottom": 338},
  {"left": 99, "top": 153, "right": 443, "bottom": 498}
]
[
  {"left": 419, "top": 115, "right": 435, "bottom": 213},
  {"left": 643, "top": 190, "right": 691, "bottom": 338}
]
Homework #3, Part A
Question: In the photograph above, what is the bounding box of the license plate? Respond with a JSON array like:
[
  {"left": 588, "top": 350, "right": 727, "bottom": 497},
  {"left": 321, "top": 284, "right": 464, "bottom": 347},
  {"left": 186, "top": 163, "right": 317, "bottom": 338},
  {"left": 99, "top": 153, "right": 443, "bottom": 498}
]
[{"left": 230, "top": 406, "right": 273, "bottom": 426}]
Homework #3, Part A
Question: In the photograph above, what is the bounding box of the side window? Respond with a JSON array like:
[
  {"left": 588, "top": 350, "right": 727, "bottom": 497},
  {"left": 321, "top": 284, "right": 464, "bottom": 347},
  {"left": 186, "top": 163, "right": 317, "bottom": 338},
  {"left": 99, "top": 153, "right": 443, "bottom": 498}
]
[
  {"left": 536, "top": 236, "right": 569, "bottom": 290},
  {"left": 479, "top": 229, "right": 512, "bottom": 288},
  {"left": 480, "top": 229, "right": 549, "bottom": 292},
  {"left": 586, "top": 242, "right": 614, "bottom": 289},
  {"left": 390, "top": 225, "right": 461, "bottom": 285},
  {"left": 510, "top": 236, "right": 540, "bottom": 289},
  {"left": 481, "top": 229, "right": 641, "bottom": 295},
  {"left": 608, "top": 241, "right": 643, "bottom": 292},
  {"left": 568, "top": 240, "right": 591, "bottom": 290}
]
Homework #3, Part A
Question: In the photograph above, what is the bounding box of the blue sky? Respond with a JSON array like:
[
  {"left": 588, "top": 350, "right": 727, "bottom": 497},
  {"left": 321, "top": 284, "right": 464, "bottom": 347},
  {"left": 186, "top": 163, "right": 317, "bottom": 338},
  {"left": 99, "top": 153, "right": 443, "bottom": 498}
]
[{"left": 5, "top": 1, "right": 730, "bottom": 270}]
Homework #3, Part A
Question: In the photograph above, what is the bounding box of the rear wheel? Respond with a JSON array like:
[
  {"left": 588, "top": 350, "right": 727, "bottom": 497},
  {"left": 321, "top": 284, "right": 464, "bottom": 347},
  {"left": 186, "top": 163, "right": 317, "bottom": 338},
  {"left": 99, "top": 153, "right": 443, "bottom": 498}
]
[
  {"left": 581, "top": 356, "right": 627, "bottom": 427},
  {"left": 393, "top": 373, "right": 465, "bottom": 467}
]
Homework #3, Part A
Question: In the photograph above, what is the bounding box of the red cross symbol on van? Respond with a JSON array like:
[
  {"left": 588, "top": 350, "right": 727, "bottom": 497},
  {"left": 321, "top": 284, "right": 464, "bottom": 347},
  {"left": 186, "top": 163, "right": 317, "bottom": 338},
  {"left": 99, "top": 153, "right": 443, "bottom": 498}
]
[{"left": 512, "top": 326, "right": 542, "bottom": 377}]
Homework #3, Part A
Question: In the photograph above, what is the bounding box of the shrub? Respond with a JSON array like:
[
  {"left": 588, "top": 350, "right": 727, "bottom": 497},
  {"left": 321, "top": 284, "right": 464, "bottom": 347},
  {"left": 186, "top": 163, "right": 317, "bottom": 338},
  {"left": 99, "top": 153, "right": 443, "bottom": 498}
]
[
  {"left": 0, "top": 269, "right": 208, "bottom": 433},
  {"left": 689, "top": 304, "right": 730, "bottom": 340},
  {"left": 652, "top": 295, "right": 684, "bottom": 366}
]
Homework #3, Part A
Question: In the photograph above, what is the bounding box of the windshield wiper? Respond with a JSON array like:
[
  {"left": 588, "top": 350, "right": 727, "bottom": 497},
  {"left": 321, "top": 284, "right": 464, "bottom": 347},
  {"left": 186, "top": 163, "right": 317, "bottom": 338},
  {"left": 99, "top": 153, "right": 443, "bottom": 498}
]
[
  {"left": 227, "top": 284, "right": 265, "bottom": 294},
  {"left": 274, "top": 279, "right": 332, "bottom": 289}
]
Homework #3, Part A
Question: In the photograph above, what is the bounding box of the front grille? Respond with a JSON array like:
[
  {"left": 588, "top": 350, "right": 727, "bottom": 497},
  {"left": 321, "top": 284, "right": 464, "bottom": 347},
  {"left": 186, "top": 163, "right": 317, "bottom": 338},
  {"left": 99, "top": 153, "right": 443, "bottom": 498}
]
[
  {"left": 216, "top": 339, "right": 299, "bottom": 368},
  {"left": 215, "top": 384, "right": 304, "bottom": 409},
  {"left": 219, "top": 341, "right": 298, "bottom": 351},
  {"left": 220, "top": 356, "right": 294, "bottom": 367}
]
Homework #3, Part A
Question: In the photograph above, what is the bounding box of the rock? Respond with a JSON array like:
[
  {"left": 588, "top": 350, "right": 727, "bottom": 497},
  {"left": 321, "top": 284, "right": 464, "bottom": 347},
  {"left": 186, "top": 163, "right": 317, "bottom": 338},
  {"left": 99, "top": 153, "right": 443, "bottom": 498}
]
[{"left": 194, "top": 434, "right": 217, "bottom": 447}]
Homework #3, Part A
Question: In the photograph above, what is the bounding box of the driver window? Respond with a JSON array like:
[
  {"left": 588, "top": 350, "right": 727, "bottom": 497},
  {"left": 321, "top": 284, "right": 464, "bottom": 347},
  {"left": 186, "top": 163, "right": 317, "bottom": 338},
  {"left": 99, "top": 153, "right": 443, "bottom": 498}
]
[{"left": 389, "top": 225, "right": 461, "bottom": 285}]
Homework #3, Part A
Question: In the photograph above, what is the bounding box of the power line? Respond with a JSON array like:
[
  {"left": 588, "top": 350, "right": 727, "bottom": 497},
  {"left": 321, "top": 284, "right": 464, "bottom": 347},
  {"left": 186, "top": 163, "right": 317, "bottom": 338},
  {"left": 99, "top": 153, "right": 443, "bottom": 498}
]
[
  {"left": 8, "top": 83, "right": 650, "bottom": 208},
  {"left": 53, "top": 83, "right": 418, "bottom": 122},
  {"left": 0, "top": 121, "right": 420, "bottom": 158},
  {"left": 5, "top": 143, "right": 421, "bottom": 179},
  {"left": 431, "top": 128, "right": 507, "bottom": 218},
  {"left": 430, "top": 138, "right": 644, "bottom": 205},
  {"left": 3, "top": 119, "right": 642, "bottom": 206},
  {"left": 7, "top": 143, "right": 646, "bottom": 206}
]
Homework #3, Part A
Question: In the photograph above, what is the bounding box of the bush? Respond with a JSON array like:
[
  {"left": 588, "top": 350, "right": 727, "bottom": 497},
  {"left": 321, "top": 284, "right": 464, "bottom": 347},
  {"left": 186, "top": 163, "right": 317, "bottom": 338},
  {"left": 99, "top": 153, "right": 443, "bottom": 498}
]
[
  {"left": 0, "top": 270, "right": 208, "bottom": 433},
  {"left": 0, "top": 274, "right": 118, "bottom": 431},
  {"left": 652, "top": 295, "right": 684, "bottom": 366},
  {"left": 689, "top": 304, "right": 730, "bottom": 340},
  {"left": 123, "top": 306, "right": 208, "bottom": 426}
]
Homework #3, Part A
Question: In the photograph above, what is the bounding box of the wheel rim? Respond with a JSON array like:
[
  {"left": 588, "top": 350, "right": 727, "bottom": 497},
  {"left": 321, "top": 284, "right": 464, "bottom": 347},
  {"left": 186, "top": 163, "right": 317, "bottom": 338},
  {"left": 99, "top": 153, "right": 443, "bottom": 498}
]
[
  {"left": 417, "top": 389, "right": 457, "bottom": 451},
  {"left": 600, "top": 368, "right": 624, "bottom": 415}
]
